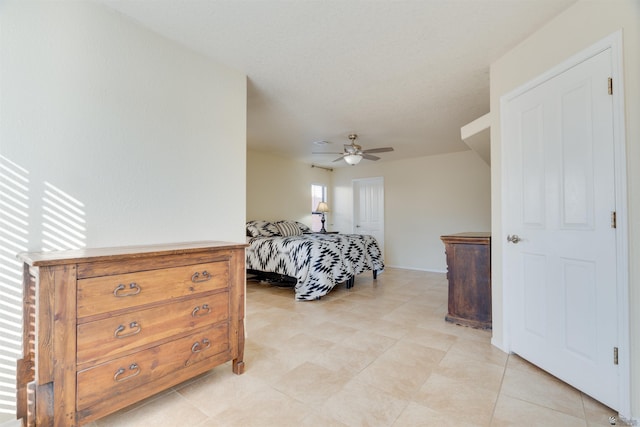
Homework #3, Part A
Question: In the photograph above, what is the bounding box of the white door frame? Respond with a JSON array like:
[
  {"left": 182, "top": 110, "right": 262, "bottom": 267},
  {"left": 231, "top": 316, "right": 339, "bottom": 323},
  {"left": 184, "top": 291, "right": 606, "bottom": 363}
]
[{"left": 500, "top": 31, "right": 629, "bottom": 418}]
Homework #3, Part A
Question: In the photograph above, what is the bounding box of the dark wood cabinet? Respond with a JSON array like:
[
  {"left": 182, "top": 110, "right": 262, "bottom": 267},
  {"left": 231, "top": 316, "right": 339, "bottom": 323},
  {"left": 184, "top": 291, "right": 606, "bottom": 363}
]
[{"left": 440, "top": 232, "right": 491, "bottom": 330}]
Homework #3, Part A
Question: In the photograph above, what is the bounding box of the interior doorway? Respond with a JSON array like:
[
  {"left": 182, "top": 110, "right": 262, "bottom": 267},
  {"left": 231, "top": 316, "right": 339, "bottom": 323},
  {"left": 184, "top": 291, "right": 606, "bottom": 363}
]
[
  {"left": 352, "top": 177, "right": 384, "bottom": 253},
  {"left": 501, "top": 32, "right": 629, "bottom": 414}
]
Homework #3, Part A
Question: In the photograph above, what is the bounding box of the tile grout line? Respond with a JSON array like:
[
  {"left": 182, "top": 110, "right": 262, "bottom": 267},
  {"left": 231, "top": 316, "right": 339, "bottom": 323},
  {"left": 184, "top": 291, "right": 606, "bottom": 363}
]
[{"left": 488, "top": 352, "right": 510, "bottom": 426}]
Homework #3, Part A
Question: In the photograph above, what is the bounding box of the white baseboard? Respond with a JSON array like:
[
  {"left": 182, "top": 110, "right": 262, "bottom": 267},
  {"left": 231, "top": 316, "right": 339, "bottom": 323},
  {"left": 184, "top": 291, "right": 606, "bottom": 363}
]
[{"left": 385, "top": 264, "right": 446, "bottom": 274}]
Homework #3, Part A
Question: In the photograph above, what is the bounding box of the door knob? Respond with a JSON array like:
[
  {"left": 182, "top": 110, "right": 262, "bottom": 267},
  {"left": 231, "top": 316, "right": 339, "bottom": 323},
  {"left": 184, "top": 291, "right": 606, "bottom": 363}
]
[{"left": 507, "top": 234, "right": 522, "bottom": 244}]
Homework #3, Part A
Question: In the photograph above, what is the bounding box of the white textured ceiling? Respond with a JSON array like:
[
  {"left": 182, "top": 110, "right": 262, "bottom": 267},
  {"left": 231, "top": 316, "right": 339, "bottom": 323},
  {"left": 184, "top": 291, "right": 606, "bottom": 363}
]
[{"left": 101, "top": 0, "right": 576, "bottom": 167}]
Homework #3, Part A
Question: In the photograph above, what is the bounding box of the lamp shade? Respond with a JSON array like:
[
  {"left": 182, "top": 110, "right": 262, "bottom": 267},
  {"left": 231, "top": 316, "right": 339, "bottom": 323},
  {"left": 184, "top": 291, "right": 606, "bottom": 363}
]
[
  {"left": 344, "top": 154, "right": 363, "bottom": 165},
  {"left": 316, "top": 202, "right": 329, "bottom": 213}
]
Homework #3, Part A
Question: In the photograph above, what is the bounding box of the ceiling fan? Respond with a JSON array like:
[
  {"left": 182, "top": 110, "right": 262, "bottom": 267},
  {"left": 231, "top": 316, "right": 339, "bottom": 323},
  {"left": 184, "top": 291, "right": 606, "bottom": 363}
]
[{"left": 313, "top": 134, "right": 394, "bottom": 165}]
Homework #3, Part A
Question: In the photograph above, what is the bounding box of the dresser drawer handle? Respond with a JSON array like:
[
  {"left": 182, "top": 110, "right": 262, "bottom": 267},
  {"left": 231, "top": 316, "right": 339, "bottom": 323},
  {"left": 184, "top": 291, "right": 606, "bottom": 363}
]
[
  {"left": 191, "top": 338, "right": 211, "bottom": 353},
  {"left": 113, "top": 283, "right": 141, "bottom": 297},
  {"left": 191, "top": 271, "right": 212, "bottom": 283},
  {"left": 191, "top": 304, "right": 211, "bottom": 317},
  {"left": 114, "top": 321, "right": 142, "bottom": 338},
  {"left": 114, "top": 363, "right": 140, "bottom": 382}
]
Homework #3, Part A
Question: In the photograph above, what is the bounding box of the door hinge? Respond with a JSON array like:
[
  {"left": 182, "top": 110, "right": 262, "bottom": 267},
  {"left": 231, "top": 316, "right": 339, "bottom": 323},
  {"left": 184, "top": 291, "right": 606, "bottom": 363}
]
[
  {"left": 608, "top": 77, "right": 613, "bottom": 95},
  {"left": 614, "top": 347, "right": 618, "bottom": 365},
  {"left": 611, "top": 211, "right": 617, "bottom": 229}
]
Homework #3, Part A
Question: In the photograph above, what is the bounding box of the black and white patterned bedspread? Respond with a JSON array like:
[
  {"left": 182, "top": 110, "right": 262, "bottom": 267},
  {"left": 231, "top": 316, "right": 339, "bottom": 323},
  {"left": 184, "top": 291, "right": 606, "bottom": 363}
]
[{"left": 246, "top": 233, "right": 384, "bottom": 300}]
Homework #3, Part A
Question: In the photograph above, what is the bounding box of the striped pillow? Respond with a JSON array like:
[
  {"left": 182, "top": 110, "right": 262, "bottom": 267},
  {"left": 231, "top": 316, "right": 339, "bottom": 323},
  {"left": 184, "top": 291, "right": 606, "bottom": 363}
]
[{"left": 275, "top": 221, "right": 302, "bottom": 237}]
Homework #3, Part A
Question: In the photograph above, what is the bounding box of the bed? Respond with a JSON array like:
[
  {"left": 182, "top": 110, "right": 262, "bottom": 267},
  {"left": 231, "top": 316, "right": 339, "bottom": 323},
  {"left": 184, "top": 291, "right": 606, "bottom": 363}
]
[{"left": 245, "top": 220, "right": 385, "bottom": 300}]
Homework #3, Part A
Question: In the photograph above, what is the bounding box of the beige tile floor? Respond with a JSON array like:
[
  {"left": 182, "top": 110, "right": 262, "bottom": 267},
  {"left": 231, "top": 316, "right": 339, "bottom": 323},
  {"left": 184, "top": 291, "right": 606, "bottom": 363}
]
[{"left": 90, "top": 267, "right": 621, "bottom": 427}]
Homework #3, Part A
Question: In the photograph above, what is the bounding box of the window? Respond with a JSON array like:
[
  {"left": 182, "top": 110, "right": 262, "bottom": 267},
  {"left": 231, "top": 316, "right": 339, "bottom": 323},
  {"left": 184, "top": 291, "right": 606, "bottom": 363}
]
[{"left": 311, "top": 184, "right": 327, "bottom": 232}]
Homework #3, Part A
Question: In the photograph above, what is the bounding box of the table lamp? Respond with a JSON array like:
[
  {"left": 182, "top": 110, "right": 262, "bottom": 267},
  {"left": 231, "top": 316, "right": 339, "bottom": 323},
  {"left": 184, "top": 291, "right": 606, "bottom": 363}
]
[{"left": 316, "top": 202, "right": 329, "bottom": 233}]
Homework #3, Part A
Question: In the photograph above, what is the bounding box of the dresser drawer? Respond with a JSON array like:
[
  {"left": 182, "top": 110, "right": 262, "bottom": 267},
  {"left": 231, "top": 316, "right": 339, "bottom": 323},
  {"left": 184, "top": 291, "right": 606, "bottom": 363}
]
[
  {"left": 77, "top": 291, "right": 229, "bottom": 365},
  {"left": 76, "top": 322, "right": 230, "bottom": 411},
  {"left": 77, "top": 261, "right": 229, "bottom": 318}
]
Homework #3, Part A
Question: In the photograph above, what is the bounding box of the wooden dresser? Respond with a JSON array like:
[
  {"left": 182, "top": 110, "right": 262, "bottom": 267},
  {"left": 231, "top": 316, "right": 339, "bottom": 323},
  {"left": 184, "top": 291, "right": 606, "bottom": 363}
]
[
  {"left": 16, "top": 241, "right": 246, "bottom": 426},
  {"left": 440, "top": 232, "right": 491, "bottom": 330}
]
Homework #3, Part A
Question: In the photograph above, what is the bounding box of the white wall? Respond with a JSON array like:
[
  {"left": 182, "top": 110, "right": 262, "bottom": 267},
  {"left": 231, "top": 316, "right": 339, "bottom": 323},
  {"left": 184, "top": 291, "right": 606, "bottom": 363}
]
[
  {"left": 332, "top": 151, "right": 491, "bottom": 271},
  {"left": 247, "top": 150, "right": 332, "bottom": 227},
  {"left": 0, "top": 1, "right": 246, "bottom": 420},
  {"left": 1, "top": 1, "right": 247, "bottom": 248},
  {"left": 490, "top": 0, "right": 640, "bottom": 419}
]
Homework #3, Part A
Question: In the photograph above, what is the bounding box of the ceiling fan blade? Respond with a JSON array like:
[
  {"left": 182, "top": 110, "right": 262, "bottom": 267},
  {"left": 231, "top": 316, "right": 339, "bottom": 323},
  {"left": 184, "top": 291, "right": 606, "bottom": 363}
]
[
  {"left": 312, "top": 152, "right": 345, "bottom": 154},
  {"left": 332, "top": 156, "right": 346, "bottom": 162},
  {"left": 362, "top": 154, "right": 380, "bottom": 161},
  {"left": 362, "top": 147, "right": 394, "bottom": 154}
]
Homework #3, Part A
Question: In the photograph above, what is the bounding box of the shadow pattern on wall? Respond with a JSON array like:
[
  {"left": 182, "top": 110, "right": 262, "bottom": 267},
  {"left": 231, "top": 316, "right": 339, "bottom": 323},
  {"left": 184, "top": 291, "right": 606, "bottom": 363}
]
[
  {"left": 41, "top": 181, "right": 86, "bottom": 251},
  {"left": 0, "top": 155, "right": 29, "bottom": 419},
  {"left": 0, "top": 156, "right": 87, "bottom": 420}
]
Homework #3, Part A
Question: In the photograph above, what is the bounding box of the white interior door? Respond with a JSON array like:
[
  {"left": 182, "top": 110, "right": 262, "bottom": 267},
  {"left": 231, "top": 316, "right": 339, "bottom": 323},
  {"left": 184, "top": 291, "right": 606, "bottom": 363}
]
[
  {"left": 353, "top": 177, "right": 384, "bottom": 251},
  {"left": 503, "top": 48, "right": 619, "bottom": 409}
]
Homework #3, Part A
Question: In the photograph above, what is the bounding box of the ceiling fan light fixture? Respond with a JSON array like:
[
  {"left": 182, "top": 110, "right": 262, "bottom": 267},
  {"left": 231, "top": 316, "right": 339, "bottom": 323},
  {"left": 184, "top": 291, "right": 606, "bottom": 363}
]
[
  {"left": 313, "top": 133, "right": 393, "bottom": 165},
  {"left": 344, "top": 153, "right": 363, "bottom": 165}
]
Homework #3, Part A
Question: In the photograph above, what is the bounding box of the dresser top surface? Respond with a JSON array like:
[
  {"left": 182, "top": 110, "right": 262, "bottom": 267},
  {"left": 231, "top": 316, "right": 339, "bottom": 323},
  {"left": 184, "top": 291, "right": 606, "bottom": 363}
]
[
  {"left": 440, "top": 232, "right": 491, "bottom": 244},
  {"left": 18, "top": 240, "right": 247, "bottom": 267}
]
